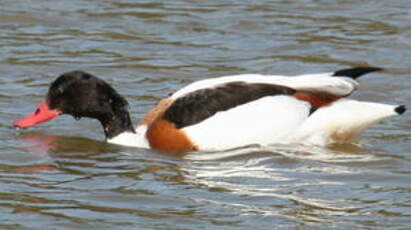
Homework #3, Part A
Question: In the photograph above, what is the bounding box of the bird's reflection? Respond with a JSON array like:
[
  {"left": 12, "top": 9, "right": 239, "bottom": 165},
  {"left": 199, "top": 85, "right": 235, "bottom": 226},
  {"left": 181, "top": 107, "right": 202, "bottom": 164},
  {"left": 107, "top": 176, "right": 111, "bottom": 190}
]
[
  {"left": 15, "top": 131, "right": 188, "bottom": 158},
  {"left": 15, "top": 131, "right": 120, "bottom": 156}
]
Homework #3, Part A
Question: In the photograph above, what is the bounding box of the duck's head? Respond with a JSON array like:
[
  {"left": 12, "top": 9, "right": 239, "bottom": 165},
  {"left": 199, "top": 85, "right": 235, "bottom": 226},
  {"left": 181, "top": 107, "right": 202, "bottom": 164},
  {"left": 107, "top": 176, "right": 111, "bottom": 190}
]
[{"left": 13, "top": 71, "right": 134, "bottom": 138}]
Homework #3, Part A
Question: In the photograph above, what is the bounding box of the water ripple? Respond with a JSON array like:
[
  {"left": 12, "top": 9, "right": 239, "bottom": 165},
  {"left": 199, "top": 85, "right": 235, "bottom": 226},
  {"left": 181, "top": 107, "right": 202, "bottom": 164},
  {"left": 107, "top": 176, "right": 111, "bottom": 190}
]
[{"left": 1, "top": 0, "right": 410, "bottom": 229}]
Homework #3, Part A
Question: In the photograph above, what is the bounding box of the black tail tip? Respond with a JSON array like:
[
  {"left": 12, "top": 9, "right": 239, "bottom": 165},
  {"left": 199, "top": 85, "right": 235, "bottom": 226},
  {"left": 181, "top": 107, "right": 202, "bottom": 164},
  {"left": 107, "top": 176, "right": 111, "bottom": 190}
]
[
  {"left": 395, "top": 105, "right": 406, "bottom": 115},
  {"left": 333, "top": 66, "right": 383, "bottom": 79}
]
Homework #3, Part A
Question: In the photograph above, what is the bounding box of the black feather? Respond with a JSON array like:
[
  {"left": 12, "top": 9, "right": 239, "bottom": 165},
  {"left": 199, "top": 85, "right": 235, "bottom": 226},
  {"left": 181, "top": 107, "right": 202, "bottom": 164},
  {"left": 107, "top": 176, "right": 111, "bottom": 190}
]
[
  {"left": 333, "top": 67, "right": 383, "bottom": 79},
  {"left": 47, "top": 71, "right": 134, "bottom": 138},
  {"left": 163, "top": 82, "right": 296, "bottom": 128}
]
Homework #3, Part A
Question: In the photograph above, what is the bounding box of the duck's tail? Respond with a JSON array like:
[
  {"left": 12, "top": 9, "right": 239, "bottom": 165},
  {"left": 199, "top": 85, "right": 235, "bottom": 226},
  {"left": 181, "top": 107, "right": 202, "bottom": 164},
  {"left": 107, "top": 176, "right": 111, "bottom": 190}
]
[{"left": 293, "top": 99, "right": 406, "bottom": 145}]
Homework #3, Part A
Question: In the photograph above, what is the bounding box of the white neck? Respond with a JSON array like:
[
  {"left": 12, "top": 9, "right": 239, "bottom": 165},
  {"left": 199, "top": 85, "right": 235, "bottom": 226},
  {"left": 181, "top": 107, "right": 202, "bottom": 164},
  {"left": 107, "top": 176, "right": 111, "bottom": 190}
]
[{"left": 107, "top": 125, "right": 150, "bottom": 148}]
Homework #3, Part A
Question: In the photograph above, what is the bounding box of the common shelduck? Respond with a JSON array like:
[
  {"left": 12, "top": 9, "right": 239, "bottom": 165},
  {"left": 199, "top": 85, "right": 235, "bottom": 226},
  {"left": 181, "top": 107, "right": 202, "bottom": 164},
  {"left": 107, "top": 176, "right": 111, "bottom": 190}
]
[{"left": 13, "top": 67, "right": 406, "bottom": 152}]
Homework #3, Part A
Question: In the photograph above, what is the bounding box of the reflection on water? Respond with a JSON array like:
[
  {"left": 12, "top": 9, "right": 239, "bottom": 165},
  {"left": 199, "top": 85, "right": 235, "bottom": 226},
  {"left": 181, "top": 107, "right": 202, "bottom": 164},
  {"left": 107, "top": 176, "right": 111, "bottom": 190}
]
[{"left": 1, "top": 0, "right": 411, "bottom": 229}]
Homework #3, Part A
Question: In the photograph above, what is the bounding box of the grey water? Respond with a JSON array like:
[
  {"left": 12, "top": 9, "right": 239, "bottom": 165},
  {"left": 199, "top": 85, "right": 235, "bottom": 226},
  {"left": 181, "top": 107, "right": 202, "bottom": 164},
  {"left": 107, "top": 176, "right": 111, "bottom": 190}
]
[{"left": 1, "top": 0, "right": 411, "bottom": 229}]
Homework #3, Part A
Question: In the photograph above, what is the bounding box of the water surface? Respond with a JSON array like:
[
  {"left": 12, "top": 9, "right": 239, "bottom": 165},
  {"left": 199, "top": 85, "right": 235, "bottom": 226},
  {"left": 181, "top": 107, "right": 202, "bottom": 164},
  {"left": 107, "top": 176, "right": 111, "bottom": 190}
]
[{"left": 1, "top": 0, "right": 411, "bottom": 229}]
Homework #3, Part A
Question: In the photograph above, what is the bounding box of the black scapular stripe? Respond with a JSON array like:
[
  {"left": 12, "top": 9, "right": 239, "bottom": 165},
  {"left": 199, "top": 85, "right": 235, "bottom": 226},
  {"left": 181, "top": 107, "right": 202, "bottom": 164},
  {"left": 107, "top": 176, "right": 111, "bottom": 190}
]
[
  {"left": 333, "top": 67, "right": 382, "bottom": 79},
  {"left": 163, "top": 82, "right": 296, "bottom": 128}
]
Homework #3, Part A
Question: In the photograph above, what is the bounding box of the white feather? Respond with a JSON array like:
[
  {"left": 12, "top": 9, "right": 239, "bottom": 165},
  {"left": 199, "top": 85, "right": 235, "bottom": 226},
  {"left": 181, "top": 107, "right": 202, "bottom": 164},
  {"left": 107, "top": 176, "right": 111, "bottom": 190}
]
[
  {"left": 182, "top": 96, "right": 311, "bottom": 151},
  {"left": 171, "top": 73, "right": 358, "bottom": 99},
  {"left": 291, "top": 99, "right": 399, "bottom": 145},
  {"left": 107, "top": 97, "right": 401, "bottom": 151},
  {"left": 108, "top": 125, "right": 150, "bottom": 148},
  {"left": 182, "top": 97, "right": 400, "bottom": 150}
]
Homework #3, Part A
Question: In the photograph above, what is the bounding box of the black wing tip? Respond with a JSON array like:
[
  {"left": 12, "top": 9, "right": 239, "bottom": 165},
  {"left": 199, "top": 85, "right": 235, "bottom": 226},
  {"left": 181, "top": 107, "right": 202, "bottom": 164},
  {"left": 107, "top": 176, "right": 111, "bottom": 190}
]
[
  {"left": 333, "top": 66, "right": 383, "bottom": 79},
  {"left": 395, "top": 105, "right": 406, "bottom": 115}
]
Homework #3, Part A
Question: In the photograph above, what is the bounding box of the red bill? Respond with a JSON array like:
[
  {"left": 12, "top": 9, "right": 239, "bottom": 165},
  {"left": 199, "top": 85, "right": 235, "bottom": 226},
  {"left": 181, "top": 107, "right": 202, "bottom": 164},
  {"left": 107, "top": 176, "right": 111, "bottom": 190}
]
[{"left": 13, "top": 101, "right": 61, "bottom": 128}]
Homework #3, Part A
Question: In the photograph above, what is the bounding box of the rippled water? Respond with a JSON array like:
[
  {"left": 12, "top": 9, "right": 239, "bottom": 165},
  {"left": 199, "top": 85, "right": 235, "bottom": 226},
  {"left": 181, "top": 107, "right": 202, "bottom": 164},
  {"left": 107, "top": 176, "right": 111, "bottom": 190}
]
[{"left": 1, "top": 0, "right": 411, "bottom": 229}]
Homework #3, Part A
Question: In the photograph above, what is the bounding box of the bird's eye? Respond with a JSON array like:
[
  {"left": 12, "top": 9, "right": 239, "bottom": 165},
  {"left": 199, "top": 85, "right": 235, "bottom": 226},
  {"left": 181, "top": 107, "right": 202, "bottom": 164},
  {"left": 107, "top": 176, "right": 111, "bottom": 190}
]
[
  {"left": 58, "top": 86, "right": 64, "bottom": 93},
  {"left": 35, "top": 108, "right": 40, "bottom": 115}
]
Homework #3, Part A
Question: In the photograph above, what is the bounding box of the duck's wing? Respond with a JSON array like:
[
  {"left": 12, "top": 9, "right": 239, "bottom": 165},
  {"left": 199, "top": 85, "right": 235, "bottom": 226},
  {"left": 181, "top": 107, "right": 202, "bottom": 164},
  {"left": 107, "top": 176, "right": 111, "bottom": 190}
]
[
  {"left": 284, "top": 67, "right": 382, "bottom": 96},
  {"left": 171, "top": 67, "right": 382, "bottom": 99},
  {"left": 166, "top": 67, "right": 383, "bottom": 129},
  {"left": 164, "top": 81, "right": 296, "bottom": 129}
]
